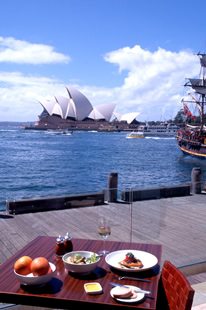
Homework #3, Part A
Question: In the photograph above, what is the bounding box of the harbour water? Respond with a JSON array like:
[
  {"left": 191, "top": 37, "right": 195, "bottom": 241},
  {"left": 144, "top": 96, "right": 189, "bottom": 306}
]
[{"left": 1, "top": 123, "right": 206, "bottom": 211}]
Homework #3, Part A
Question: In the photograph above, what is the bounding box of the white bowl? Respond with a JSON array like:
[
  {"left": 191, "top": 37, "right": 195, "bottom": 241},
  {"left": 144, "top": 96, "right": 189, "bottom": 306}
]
[
  {"left": 62, "top": 251, "right": 100, "bottom": 274},
  {"left": 14, "top": 262, "right": 56, "bottom": 286}
]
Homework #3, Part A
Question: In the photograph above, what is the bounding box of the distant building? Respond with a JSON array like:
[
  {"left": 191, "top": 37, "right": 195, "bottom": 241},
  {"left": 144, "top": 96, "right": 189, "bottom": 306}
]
[{"left": 25, "top": 86, "right": 140, "bottom": 131}]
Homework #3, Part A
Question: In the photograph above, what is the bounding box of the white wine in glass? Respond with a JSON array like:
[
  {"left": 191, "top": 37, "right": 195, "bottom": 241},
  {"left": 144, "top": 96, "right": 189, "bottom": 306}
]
[{"left": 97, "top": 217, "right": 111, "bottom": 255}]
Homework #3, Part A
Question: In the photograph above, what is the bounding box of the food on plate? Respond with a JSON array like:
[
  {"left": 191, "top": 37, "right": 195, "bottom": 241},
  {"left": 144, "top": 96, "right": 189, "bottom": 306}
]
[
  {"left": 111, "top": 286, "right": 138, "bottom": 299},
  {"left": 66, "top": 253, "right": 98, "bottom": 265},
  {"left": 13, "top": 256, "right": 33, "bottom": 275},
  {"left": 119, "top": 252, "right": 144, "bottom": 269},
  {"left": 30, "top": 257, "right": 51, "bottom": 276}
]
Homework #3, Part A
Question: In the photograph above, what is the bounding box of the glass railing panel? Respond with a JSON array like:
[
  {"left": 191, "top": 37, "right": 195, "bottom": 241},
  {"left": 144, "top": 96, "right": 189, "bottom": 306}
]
[{"left": 126, "top": 182, "right": 206, "bottom": 270}]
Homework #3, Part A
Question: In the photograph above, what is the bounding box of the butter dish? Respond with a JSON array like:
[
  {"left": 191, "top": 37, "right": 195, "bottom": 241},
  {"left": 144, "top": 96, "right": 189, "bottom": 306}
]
[{"left": 84, "top": 282, "right": 103, "bottom": 294}]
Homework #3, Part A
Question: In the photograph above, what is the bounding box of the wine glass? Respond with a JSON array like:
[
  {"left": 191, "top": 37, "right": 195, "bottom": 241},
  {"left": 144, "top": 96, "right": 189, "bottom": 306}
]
[{"left": 97, "top": 217, "right": 111, "bottom": 256}]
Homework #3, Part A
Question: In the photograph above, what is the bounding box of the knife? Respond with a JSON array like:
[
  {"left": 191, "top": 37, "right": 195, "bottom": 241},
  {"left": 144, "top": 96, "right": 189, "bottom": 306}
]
[
  {"left": 118, "top": 276, "right": 151, "bottom": 282},
  {"left": 110, "top": 282, "right": 151, "bottom": 295}
]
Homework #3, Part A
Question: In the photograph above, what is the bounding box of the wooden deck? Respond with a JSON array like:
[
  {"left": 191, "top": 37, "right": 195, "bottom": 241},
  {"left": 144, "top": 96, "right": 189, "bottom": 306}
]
[{"left": 1, "top": 193, "right": 206, "bottom": 309}]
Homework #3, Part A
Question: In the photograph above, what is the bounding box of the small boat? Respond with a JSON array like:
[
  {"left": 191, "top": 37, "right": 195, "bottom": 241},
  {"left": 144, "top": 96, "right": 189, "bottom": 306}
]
[
  {"left": 126, "top": 131, "right": 144, "bottom": 139},
  {"left": 176, "top": 52, "right": 206, "bottom": 158},
  {"left": 47, "top": 129, "right": 73, "bottom": 135}
]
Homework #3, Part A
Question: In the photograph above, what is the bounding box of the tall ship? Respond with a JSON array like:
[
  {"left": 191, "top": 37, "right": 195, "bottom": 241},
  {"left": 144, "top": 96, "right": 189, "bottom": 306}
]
[{"left": 176, "top": 53, "right": 206, "bottom": 158}]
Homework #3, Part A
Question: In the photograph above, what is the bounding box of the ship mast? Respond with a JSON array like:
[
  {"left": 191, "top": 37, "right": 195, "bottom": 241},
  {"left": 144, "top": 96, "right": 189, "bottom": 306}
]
[
  {"left": 199, "top": 53, "right": 206, "bottom": 131},
  {"left": 184, "top": 53, "right": 206, "bottom": 133}
]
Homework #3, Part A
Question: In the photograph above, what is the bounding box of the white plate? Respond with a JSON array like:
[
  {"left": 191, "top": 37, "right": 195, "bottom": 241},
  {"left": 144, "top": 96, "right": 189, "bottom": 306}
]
[
  {"left": 110, "top": 285, "right": 145, "bottom": 303},
  {"left": 105, "top": 250, "right": 158, "bottom": 272}
]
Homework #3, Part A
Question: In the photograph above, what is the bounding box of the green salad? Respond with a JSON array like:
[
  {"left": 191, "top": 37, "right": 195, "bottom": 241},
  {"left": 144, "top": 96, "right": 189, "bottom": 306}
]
[{"left": 69, "top": 253, "right": 98, "bottom": 264}]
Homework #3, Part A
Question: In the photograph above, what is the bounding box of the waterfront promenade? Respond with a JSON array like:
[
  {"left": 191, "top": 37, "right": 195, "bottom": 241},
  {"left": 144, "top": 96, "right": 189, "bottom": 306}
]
[{"left": 1, "top": 193, "right": 206, "bottom": 309}]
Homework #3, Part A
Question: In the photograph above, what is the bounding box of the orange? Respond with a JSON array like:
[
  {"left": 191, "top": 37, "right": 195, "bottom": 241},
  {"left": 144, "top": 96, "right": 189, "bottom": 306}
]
[
  {"left": 30, "top": 257, "right": 50, "bottom": 276},
  {"left": 14, "top": 255, "right": 32, "bottom": 275}
]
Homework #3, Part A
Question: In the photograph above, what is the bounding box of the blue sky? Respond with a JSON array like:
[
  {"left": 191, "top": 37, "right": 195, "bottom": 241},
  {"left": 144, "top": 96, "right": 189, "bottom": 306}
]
[{"left": 0, "top": 0, "right": 206, "bottom": 122}]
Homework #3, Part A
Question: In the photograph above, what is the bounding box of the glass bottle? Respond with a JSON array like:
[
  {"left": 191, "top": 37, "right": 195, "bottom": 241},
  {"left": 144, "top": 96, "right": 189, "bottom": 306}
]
[
  {"left": 64, "top": 232, "right": 73, "bottom": 253},
  {"left": 55, "top": 235, "right": 65, "bottom": 256}
]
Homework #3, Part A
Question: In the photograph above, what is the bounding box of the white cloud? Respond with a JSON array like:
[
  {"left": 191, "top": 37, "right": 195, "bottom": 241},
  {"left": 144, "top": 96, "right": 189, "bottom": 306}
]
[
  {"left": 103, "top": 45, "right": 199, "bottom": 120},
  {"left": 0, "top": 42, "right": 200, "bottom": 122},
  {"left": 0, "top": 72, "right": 65, "bottom": 121},
  {"left": 0, "top": 37, "right": 70, "bottom": 64}
]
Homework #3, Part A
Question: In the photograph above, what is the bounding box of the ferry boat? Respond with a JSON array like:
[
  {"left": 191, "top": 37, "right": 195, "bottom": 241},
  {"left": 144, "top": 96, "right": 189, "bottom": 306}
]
[
  {"left": 176, "top": 53, "right": 206, "bottom": 158},
  {"left": 137, "top": 123, "right": 179, "bottom": 137}
]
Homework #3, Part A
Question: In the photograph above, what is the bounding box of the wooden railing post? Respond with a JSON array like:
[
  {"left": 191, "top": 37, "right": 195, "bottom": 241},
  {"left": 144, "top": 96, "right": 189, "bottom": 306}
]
[
  {"left": 108, "top": 172, "right": 118, "bottom": 202},
  {"left": 191, "top": 167, "right": 202, "bottom": 194}
]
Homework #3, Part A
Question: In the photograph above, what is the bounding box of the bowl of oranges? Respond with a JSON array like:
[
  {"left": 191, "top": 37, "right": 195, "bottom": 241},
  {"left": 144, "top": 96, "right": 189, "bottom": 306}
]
[{"left": 13, "top": 255, "right": 56, "bottom": 285}]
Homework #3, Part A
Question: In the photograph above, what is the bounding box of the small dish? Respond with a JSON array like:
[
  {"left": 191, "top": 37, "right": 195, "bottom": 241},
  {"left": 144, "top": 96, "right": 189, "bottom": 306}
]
[
  {"left": 84, "top": 282, "right": 103, "bottom": 294},
  {"left": 110, "top": 285, "right": 145, "bottom": 303}
]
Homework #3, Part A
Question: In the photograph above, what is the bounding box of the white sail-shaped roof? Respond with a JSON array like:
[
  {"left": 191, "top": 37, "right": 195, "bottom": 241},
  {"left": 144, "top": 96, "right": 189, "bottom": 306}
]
[
  {"left": 120, "top": 112, "right": 140, "bottom": 124},
  {"left": 112, "top": 111, "right": 122, "bottom": 121},
  {"left": 55, "top": 96, "right": 70, "bottom": 119},
  {"left": 38, "top": 99, "right": 56, "bottom": 116},
  {"left": 66, "top": 86, "right": 93, "bottom": 120},
  {"left": 38, "top": 86, "right": 134, "bottom": 123},
  {"left": 67, "top": 96, "right": 77, "bottom": 119},
  {"left": 88, "top": 107, "right": 105, "bottom": 120},
  {"left": 50, "top": 99, "right": 63, "bottom": 118},
  {"left": 96, "top": 103, "right": 116, "bottom": 121}
]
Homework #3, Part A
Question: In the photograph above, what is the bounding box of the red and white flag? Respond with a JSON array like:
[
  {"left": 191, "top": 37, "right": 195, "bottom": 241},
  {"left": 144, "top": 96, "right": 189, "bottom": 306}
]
[{"left": 183, "top": 101, "right": 196, "bottom": 120}]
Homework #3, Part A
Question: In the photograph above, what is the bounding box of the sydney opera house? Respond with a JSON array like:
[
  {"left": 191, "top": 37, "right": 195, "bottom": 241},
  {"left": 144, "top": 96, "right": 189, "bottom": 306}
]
[{"left": 25, "top": 86, "right": 139, "bottom": 131}]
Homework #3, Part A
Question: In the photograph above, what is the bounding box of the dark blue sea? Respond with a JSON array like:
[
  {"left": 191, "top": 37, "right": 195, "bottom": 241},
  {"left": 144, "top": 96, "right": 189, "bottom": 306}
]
[{"left": 1, "top": 123, "right": 206, "bottom": 211}]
